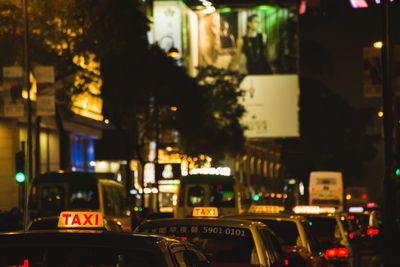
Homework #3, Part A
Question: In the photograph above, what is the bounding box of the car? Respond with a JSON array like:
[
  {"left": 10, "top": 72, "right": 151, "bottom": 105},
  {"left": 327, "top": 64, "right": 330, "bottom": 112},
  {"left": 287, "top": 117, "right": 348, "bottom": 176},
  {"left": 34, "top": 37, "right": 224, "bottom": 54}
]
[
  {"left": 293, "top": 207, "right": 355, "bottom": 267},
  {"left": 0, "top": 211, "right": 209, "bottom": 267},
  {"left": 225, "top": 205, "right": 328, "bottom": 267},
  {"left": 346, "top": 207, "right": 382, "bottom": 255},
  {"left": 135, "top": 207, "right": 290, "bottom": 267}
]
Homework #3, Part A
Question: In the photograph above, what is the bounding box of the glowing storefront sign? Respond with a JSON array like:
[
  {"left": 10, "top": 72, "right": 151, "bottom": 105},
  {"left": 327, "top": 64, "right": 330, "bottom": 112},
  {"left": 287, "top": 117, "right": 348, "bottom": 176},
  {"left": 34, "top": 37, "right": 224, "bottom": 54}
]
[{"left": 189, "top": 167, "right": 231, "bottom": 176}]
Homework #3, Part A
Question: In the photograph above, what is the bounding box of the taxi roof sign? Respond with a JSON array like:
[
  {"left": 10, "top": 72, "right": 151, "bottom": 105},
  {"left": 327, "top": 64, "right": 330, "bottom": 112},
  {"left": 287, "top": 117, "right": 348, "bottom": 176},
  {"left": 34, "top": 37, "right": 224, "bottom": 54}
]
[
  {"left": 248, "top": 205, "right": 284, "bottom": 214},
  {"left": 293, "top": 205, "right": 336, "bottom": 214},
  {"left": 58, "top": 211, "right": 104, "bottom": 228},
  {"left": 192, "top": 207, "right": 218, "bottom": 217}
]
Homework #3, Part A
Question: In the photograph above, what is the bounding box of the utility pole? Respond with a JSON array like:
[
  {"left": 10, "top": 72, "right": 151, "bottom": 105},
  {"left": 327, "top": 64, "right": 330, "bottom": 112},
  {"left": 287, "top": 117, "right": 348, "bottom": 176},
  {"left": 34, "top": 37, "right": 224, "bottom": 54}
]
[
  {"left": 154, "top": 103, "right": 160, "bottom": 213},
  {"left": 381, "top": 0, "right": 400, "bottom": 266}
]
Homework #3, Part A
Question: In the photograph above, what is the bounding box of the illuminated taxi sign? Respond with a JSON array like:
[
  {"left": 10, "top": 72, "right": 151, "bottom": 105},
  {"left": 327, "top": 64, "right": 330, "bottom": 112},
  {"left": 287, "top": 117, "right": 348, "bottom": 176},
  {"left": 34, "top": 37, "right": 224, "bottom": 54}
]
[
  {"left": 293, "top": 205, "right": 336, "bottom": 214},
  {"left": 58, "top": 211, "right": 104, "bottom": 228},
  {"left": 248, "top": 205, "right": 284, "bottom": 213},
  {"left": 348, "top": 206, "right": 364, "bottom": 213},
  {"left": 192, "top": 207, "right": 219, "bottom": 217}
]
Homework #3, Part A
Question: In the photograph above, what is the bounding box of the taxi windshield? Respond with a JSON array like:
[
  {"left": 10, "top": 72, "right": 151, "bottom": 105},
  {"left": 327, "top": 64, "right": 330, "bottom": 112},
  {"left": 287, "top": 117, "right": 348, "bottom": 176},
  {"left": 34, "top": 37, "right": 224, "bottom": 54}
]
[
  {"left": 141, "top": 225, "right": 258, "bottom": 266},
  {"left": 209, "top": 184, "right": 235, "bottom": 207},
  {"left": 0, "top": 247, "right": 157, "bottom": 267},
  {"left": 39, "top": 184, "right": 99, "bottom": 216},
  {"left": 306, "top": 216, "right": 343, "bottom": 246}
]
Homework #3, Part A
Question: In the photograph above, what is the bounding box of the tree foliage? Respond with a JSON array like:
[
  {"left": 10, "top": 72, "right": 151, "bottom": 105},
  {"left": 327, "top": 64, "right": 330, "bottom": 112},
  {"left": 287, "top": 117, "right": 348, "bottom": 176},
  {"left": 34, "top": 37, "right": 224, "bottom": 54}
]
[{"left": 0, "top": 0, "right": 247, "bottom": 163}]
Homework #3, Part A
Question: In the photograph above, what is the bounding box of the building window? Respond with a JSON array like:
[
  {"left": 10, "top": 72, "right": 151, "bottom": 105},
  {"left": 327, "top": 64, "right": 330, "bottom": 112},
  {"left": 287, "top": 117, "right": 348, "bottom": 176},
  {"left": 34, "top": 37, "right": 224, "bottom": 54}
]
[{"left": 71, "top": 135, "right": 95, "bottom": 172}]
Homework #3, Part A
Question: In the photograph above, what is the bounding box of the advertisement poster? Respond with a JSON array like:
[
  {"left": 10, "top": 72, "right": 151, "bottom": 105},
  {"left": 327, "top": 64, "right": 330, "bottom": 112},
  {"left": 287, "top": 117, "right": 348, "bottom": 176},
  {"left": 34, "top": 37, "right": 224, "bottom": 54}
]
[
  {"left": 196, "top": 5, "right": 299, "bottom": 138},
  {"left": 153, "top": 1, "right": 183, "bottom": 55},
  {"left": 240, "top": 75, "right": 299, "bottom": 138},
  {"left": 2, "top": 66, "right": 24, "bottom": 117},
  {"left": 197, "top": 6, "right": 298, "bottom": 75},
  {"left": 33, "top": 66, "right": 55, "bottom": 116}
]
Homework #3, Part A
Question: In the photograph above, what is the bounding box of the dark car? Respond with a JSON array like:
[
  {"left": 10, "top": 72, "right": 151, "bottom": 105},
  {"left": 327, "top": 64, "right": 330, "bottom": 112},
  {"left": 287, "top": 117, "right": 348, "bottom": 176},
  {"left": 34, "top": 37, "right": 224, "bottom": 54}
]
[
  {"left": 0, "top": 230, "right": 209, "bottom": 267},
  {"left": 346, "top": 210, "right": 382, "bottom": 255},
  {"left": 300, "top": 213, "right": 355, "bottom": 267}
]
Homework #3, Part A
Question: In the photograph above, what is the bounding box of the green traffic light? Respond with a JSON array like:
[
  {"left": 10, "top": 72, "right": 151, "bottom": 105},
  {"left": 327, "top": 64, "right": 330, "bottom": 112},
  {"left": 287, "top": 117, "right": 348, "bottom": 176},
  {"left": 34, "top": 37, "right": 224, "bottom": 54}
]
[
  {"left": 253, "top": 194, "right": 260, "bottom": 201},
  {"left": 15, "top": 172, "right": 26, "bottom": 183},
  {"left": 396, "top": 168, "right": 400, "bottom": 176}
]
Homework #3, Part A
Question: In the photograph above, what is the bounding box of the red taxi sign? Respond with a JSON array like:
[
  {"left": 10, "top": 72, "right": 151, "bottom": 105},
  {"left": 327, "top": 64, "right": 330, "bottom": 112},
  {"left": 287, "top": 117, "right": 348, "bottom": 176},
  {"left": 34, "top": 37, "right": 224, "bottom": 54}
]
[
  {"left": 58, "top": 211, "right": 104, "bottom": 228},
  {"left": 192, "top": 207, "right": 218, "bottom": 217},
  {"left": 248, "top": 205, "right": 284, "bottom": 213}
]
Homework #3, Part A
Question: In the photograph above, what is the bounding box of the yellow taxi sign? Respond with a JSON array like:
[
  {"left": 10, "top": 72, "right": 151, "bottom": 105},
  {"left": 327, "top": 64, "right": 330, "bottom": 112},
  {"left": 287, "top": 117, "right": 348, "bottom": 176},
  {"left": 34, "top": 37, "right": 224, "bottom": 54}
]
[
  {"left": 292, "top": 205, "right": 336, "bottom": 214},
  {"left": 192, "top": 207, "right": 219, "bottom": 217},
  {"left": 248, "top": 205, "right": 284, "bottom": 214},
  {"left": 58, "top": 211, "right": 104, "bottom": 228}
]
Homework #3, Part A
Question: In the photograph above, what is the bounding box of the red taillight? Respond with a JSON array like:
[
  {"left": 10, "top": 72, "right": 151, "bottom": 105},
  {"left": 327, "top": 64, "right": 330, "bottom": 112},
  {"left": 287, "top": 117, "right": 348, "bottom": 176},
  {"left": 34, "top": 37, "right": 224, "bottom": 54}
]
[
  {"left": 337, "top": 247, "right": 349, "bottom": 258},
  {"left": 348, "top": 215, "right": 355, "bottom": 220},
  {"left": 325, "top": 248, "right": 348, "bottom": 260},
  {"left": 348, "top": 232, "right": 355, "bottom": 239},
  {"left": 284, "top": 259, "right": 289, "bottom": 266},
  {"left": 367, "top": 227, "right": 379, "bottom": 236},
  {"left": 180, "top": 236, "right": 188, "bottom": 241},
  {"left": 325, "top": 249, "right": 337, "bottom": 259}
]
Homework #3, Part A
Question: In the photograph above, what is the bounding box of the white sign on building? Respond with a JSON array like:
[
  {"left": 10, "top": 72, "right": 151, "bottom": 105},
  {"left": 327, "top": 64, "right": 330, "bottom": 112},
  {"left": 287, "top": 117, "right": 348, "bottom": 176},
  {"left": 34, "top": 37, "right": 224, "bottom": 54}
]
[
  {"left": 240, "top": 75, "right": 300, "bottom": 138},
  {"left": 153, "top": 1, "right": 183, "bottom": 54}
]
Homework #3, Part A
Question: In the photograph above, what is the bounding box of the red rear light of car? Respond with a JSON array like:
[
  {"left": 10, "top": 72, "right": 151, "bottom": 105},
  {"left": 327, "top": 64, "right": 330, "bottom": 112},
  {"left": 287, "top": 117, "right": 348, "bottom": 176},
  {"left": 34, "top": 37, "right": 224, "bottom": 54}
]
[
  {"left": 367, "top": 227, "right": 379, "bottom": 236},
  {"left": 348, "top": 232, "right": 355, "bottom": 239},
  {"left": 284, "top": 259, "right": 289, "bottom": 266},
  {"left": 324, "top": 247, "right": 349, "bottom": 260},
  {"left": 337, "top": 247, "right": 349, "bottom": 258}
]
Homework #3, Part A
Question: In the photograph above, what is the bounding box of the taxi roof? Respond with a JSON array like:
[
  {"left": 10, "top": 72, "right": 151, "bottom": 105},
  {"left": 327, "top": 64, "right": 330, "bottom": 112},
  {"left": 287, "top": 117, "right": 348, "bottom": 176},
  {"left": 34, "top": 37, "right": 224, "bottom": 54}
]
[
  {"left": 0, "top": 230, "right": 183, "bottom": 249},
  {"left": 225, "top": 212, "right": 306, "bottom": 222},
  {"left": 137, "top": 217, "right": 265, "bottom": 229}
]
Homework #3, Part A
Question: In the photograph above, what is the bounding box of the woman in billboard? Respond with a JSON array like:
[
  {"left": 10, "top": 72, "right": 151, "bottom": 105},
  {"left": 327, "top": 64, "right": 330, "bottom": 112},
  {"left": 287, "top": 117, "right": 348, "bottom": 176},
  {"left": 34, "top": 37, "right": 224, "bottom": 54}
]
[{"left": 232, "top": 14, "right": 273, "bottom": 75}]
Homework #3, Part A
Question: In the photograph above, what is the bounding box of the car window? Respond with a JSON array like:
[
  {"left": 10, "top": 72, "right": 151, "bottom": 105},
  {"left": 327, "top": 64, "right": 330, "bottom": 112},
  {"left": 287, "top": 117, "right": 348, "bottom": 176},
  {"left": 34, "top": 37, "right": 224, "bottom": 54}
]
[
  {"left": 257, "top": 219, "right": 300, "bottom": 246},
  {"left": 102, "top": 185, "right": 116, "bottom": 216},
  {"left": 39, "top": 185, "right": 66, "bottom": 216},
  {"left": 258, "top": 228, "right": 285, "bottom": 267},
  {"left": 300, "top": 220, "right": 319, "bottom": 253},
  {"left": 187, "top": 186, "right": 206, "bottom": 207},
  {"left": 209, "top": 184, "right": 235, "bottom": 208},
  {"left": 69, "top": 184, "right": 99, "bottom": 210}
]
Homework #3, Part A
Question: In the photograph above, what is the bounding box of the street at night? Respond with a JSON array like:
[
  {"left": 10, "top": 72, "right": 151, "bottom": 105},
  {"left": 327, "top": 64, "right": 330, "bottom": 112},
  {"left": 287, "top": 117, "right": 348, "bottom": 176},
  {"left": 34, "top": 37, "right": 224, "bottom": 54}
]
[{"left": 0, "top": 0, "right": 399, "bottom": 266}]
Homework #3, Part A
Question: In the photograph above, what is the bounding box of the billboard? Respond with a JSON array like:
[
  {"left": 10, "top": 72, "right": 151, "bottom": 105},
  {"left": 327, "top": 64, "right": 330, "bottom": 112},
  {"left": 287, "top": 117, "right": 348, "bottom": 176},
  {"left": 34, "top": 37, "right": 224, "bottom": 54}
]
[
  {"left": 197, "top": 5, "right": 299, "bottom": 138},
  {"left": 240, "top": 75, "right": 299, "bottom": 138},
  {"left": 197, "top": 5, "right": 298, "bottom": 75}
]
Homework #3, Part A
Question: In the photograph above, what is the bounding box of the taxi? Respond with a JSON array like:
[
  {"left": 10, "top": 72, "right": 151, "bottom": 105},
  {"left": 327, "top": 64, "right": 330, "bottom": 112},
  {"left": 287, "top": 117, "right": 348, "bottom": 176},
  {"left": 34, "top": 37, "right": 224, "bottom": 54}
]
[
  {"left": 292, "top": 206, "right": 354, "bottom": 267},
  {"left": 135, "top": 207, "right": 289, "bottom": 267},
  {"left": 0, "top": 211, "right": 209, "bottom": 267},
  {"left": 225, "top": 205, "right": 328, "bottom": 267}
]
